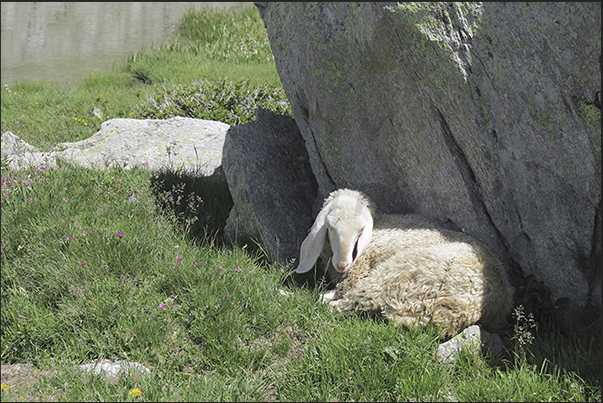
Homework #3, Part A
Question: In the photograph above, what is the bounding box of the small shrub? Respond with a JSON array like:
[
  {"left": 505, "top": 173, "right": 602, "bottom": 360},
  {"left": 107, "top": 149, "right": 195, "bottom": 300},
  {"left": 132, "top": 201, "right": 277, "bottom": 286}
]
[
  {"left": 511, "top": 304, "right": 536, "bottom": 363},
  {"left": 134, "top": 78, "right": 291, "bottom": 125}
]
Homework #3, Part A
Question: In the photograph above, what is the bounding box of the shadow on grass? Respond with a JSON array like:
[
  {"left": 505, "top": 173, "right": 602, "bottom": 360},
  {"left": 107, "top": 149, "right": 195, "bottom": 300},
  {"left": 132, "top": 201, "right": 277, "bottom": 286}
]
[
  {"left": 505, "top": 264, "right": 601, "bottom": 394},
  {"left": 149, "top": 167, "right": 233, "bottom": 246},
  {"left": 503, "top": 305, "right": 602, "bottom": 400}
]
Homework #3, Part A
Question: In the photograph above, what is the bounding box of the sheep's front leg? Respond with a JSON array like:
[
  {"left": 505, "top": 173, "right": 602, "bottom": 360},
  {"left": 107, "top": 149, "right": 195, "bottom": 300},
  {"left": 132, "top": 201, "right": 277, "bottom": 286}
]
[{"left": 319, "top": 289, "right": 350, "bottom": 312}]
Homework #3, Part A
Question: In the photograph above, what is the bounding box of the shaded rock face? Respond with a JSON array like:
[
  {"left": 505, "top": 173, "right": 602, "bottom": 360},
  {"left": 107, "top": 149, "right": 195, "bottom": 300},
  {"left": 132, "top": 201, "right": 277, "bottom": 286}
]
[
  {"left": 222, "top": 108, "right": 318, "bottom": 267},
  {"left": 256, "top": 2, "right": 601, "bottom": 307}
]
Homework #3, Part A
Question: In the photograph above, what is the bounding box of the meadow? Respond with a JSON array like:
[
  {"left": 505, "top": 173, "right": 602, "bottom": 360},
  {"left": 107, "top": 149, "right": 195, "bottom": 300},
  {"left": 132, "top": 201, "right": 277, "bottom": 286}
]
[{"left": 1, "top": 5, "right": 600, "bottom": 402}]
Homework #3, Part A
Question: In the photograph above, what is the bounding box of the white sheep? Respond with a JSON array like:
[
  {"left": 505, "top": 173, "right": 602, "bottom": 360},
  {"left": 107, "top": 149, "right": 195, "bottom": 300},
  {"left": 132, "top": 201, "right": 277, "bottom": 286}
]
[{"left": 295, "top": 188, "right": 513, "bottom": 337}]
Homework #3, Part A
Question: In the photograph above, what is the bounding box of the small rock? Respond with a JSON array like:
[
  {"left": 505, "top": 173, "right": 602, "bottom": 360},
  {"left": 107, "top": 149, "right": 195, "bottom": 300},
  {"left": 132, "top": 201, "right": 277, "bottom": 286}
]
[
  {"left": 278, "top": 289, "right": 292, "bottom": 297},
  {"left": 78, "top": 359, "right": 151, "bottom": 381},
  {"left": 92, "top": 107, "right": 103, "bottom": 120}
]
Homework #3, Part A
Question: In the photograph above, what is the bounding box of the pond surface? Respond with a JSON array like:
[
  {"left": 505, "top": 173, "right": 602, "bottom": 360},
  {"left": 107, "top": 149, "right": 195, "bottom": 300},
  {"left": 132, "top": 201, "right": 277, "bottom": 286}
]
[{"left": 1, "top": 2, "right": 249, "bottom": 86}]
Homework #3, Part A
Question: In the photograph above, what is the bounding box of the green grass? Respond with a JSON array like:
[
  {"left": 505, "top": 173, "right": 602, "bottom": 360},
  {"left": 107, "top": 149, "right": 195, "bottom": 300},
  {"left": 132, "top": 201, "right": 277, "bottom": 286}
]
[
  {"left": 1, "top": 6, "right": 288, "bottom": 151},
  {"left": 1, "top": 5, "right": 600, "bottom": 403}
]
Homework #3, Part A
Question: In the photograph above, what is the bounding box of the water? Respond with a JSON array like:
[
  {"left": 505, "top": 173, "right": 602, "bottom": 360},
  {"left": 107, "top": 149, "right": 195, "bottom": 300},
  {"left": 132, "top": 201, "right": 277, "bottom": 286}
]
[{"left": 1, "top": 2, "right": 249, "bottom": 86}]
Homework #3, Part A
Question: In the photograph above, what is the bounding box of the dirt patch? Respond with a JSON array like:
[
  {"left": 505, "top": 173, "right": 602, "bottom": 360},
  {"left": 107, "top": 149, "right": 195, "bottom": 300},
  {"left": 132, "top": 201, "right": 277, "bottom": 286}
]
[
  {"left": 243, "top": 323, "right": 308, "bottom": 401},
  {"left": 0, "top": 363, "right": 55, "bottom": 402}
]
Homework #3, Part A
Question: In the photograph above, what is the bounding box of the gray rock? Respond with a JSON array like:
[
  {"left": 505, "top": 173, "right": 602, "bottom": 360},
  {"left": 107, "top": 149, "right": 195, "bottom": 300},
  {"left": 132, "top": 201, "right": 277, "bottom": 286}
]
[
  {"left": 257, "top": 2, "right": 601, "bottom": 308},
  {"left": 78, "top": 359, "right": 150, "bottom": 380},
  {"left": 591, "top": 280, "right": 601, "bottom": 309},
  {"left": 436, "top": 324, "right": 506, "bottom": 365},
  {"left": 222, "top": 108, "right": 318, "bottom": 267},
  {"left": 2, "top": 117, "right": 229, "bottom": 176},
  {"left": 1, "top": 131, "right": 41, "bottom": 155}
]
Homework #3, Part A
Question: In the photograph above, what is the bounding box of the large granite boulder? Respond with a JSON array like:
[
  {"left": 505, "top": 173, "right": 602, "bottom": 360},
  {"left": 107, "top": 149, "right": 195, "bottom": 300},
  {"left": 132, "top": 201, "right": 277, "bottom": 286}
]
[
  {"left": 2, "top": 117, "right": 229, "bottom": 176},
  {"left": 250, "top": 2, "right": 600, "bottom": 308}
]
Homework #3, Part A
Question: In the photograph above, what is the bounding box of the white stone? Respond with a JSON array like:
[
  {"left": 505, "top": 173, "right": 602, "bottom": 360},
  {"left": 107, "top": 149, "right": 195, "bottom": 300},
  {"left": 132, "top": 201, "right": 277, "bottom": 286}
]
[{"left": 78, "top": 359, "right": 150, "bottom": 380}]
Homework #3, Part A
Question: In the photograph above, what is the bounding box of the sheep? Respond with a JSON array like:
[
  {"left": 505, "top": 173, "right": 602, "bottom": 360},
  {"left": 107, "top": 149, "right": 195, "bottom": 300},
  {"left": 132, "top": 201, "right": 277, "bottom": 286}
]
[{"left": 295, "top": 188, "right": 513, "bottom": 337}]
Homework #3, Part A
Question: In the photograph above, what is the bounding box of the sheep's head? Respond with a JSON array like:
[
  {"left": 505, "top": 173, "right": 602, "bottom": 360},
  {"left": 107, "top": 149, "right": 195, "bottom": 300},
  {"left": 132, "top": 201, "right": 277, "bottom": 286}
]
[{"left": 295, "top": 189, "right": 374, "bottom": 274}]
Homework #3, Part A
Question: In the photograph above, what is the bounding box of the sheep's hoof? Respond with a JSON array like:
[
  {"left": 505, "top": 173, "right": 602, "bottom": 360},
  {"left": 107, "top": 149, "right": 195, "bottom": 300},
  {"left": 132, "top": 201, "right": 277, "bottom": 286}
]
[{"left": 319, "top": 289, "right": 338, "bottom": 302}]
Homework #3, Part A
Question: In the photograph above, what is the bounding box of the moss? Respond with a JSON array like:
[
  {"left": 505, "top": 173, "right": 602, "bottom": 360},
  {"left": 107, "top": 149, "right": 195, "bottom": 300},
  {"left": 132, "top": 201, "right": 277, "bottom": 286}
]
[
  {"left": 578, "top": 104, "right": 601, "bottom": 132},
  {"left": 385, "top": 2, "right": 487, "bottom": 105},
  {"left": 474, "top": 97, "right": 491, "bottom": 126},
  {"left": 526, "top": 98, "right": 573, "bottom": 141},
  {"left": 578, "top": 103, "right": 602, "bottom": 157}
]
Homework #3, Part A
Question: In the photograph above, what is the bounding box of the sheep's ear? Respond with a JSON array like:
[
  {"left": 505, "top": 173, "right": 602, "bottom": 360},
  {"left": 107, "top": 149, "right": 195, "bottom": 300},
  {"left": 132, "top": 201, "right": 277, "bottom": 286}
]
[
  {"left": 295, "top": 206, "right": 330, "bottom": 273},
  {"left": 356, "top": 218, "right": 373, "bottom": 259}
]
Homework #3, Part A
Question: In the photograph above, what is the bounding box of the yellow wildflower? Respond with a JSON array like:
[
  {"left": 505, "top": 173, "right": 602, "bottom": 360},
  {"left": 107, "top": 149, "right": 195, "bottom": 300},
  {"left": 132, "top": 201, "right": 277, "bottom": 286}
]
[
  {"left": 129, "top": 387, "right": 142, "bottom": 397},
  {"left": 1, "top": 383, "right": 9, "bottom": 390}
]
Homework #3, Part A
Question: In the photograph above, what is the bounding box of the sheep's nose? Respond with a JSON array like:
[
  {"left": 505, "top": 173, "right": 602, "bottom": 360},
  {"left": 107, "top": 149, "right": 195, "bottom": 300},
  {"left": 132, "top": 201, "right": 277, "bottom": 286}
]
[{"left": 336, "top": 261, "right": 351, "bottom": 273}]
